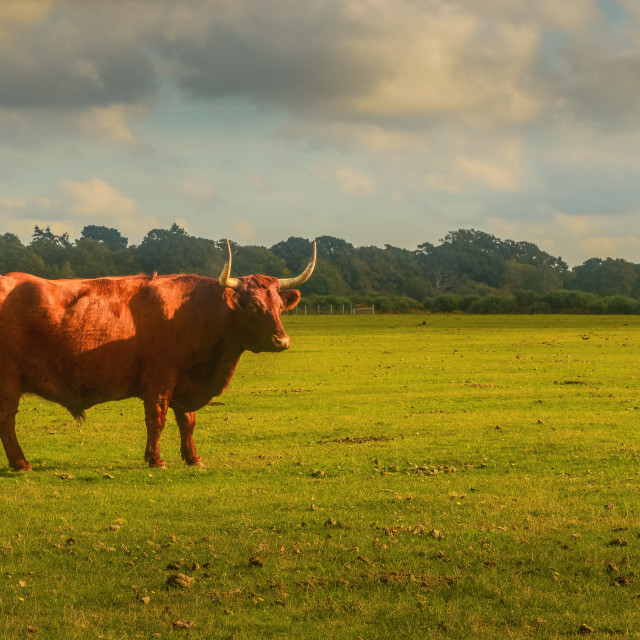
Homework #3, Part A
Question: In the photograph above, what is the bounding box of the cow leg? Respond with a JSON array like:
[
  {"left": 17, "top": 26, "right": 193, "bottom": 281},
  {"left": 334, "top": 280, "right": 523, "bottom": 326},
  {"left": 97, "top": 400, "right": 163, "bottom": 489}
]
[
  {"left": 143, "top": 395, "right": 170, "bottom": 468},
  {"left": 0, "top": 377, "right": 30, "bottom": 471},
  {"left": 173, "top": 410, "right": 203, "bottom": 466}
]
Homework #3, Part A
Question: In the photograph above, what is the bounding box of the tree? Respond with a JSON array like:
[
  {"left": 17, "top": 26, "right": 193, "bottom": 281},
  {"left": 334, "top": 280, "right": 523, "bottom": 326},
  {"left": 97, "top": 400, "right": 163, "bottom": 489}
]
[
  {"left": 508, "top": 240, "right": 567, "bottom": 272},
  {"left": 415, "top": 231, "right": 504, "bottom": 289},
  {"left": 603, "top": 295, "right": 639, "bottom": 314},
  {"left": 81, "top": 225, "right": 128, "bottom": 251},
  {"left": 30, "top": 225, "right": 72, "bottom": 277},
  {"left": 355, "top": 245, "right": 422, "bottom": 296},
  {"left": 69, "top": 238, "right": 120, "bottom": 278},
  {"left": 415, "top": 229, "right": 567, "bottom": 292},
  {"left": 402, "top": 276, "right": 431, "bottom": 301},
  {"left": 136, "top": 224, "right": 222, "bottom": 275},
  {"left": 271, "top": 237, "right": 316, "bottom": 273},
  {"left": 315, "top": 236, "right": 370, "bottom": 291},
  {"left": 502, "top": 260, "right": 563, "bottom": 293},
  {"left": 0, "top": 233, "right": 46, "bottom": 275},
  {"left": 570, "top": 258, "right": 638, "bottom": 297},
  {"left": 32, "top": 225, "right": 71, "bottom": 248},
  {"left": 272, "top": 237, "right": 351, "bottom": 295},
  {"left": 424, "top": 264, "right": 458, "bottom": 294},
  {"left": 233, "top": 245, "right": 289, "bottom": 277}
]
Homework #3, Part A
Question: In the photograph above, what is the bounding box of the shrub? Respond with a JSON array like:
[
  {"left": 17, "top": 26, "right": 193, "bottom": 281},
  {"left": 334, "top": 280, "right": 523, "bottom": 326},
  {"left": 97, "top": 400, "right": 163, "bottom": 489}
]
[
  {"left": 432, "top": 295, "right": 463, "bottom": 313},
  {"left": 459, "top": 295, "right": 482, "bottom": 312},
  {"left": 529, "top": 300, "right": 551, "bottom": 314},
  {"left": 373, "top": 296, "right": 394, "bottom": 313},
  {"left": 469, "top": 295, "right": 517, "bottom": 314},
  {"left": 513, "top": 290, "right": 542, "bottom": 313},
  {"left": 541, "top": 290, "right": 601, "bottom": 313},
  {"left": 393, "top": 296, "right": 422, "bottom": 313},
  {"left": 586, "top": 298, "right": 605, "bottom": 314},
  {"left": 350, "top": 295, "right": 374, "bottom": 307},
  {"left": 602, "top": 295, "right": 639, "bottom": 314}
]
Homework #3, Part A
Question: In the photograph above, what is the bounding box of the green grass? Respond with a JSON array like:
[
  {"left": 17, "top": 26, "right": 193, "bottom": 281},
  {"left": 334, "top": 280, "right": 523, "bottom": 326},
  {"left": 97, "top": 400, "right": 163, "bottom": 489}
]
[{"left": 2, "top": 314, "right": 640, "bottom": 638}]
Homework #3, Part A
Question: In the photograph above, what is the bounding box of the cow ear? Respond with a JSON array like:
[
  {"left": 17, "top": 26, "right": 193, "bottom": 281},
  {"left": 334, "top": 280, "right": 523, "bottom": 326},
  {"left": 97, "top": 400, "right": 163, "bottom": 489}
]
[
  {"left": 223, "top": 288, "right": 241, "bottom": 310},
  {"left": 280, "top": 289, "right": 301, "bottom": 311}
]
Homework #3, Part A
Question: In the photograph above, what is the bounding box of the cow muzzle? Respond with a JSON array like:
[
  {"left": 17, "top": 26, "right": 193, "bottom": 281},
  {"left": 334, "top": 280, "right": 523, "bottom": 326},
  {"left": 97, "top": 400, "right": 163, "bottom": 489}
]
[{"left": 271, "top": 334, "right": 291, "bottom": 351}]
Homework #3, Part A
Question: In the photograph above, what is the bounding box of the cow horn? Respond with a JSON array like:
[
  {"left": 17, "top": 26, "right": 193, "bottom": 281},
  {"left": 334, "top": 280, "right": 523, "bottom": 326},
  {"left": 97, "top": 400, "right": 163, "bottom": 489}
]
[
  {"left": 219, "top": 239, "right": 239, "bottom": 289},
  {"left": 278, "top": 241, "right": 317, "bottom": 290}
]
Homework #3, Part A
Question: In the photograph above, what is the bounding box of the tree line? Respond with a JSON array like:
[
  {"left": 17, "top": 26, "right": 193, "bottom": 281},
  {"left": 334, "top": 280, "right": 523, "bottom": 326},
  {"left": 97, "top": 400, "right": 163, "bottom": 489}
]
[{"left": 1, "top": 224, "right": 639, "bottom": 313}]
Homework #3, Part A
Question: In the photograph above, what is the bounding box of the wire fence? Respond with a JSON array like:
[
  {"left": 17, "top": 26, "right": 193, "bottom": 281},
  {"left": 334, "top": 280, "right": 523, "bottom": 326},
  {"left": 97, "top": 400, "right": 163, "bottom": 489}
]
[{"left": 288, "top": 304, "right": 375, "bottom": 315}]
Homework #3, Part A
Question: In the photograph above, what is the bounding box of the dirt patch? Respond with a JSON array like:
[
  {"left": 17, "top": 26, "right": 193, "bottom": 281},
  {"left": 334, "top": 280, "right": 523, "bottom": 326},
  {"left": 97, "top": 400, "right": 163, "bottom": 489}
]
[
  {"left": 166, "top": 573, "right": 194, "bottom": 589},
  {"left": 321, "top": 435, "right": 392, "bottom": 445},
  {"left": 461, "top": 381, "right": 500, "bottom": 389},
  {"left": 360, "top": 571, "right": 457, "bottom": 591},
  {"left": 371, "top": 522, "right": 443, "bottom": 539},
  {"left": 375, "top": 461, "right": 481, "bottom": 476},
  {"left": 210, "top": 588, "right": 243, "bottom": 604},
  {"left": 609, "top": 538, "right": 628, "bottom": 547},
  {"left": 251, "top": 388, "right": 313, "bottom": 395},
  {"left": 324, "top": 518, "right": 350, "bottom": 530},
  {"left": 297, "top": 572, "right": 456, "bottom": 592},
  {"left": 173, "top": 620, "right": 195, "bottom": 630}
]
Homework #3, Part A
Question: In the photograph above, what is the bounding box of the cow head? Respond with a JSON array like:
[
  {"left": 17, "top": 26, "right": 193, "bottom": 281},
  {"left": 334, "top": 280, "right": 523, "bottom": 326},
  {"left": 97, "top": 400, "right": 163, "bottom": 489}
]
[{"left": 219, "top": 240, "right": 316, "bottom": 353}]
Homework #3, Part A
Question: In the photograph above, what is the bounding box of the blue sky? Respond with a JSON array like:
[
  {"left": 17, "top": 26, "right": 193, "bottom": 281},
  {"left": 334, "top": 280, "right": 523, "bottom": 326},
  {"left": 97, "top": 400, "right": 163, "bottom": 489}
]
[{"left": 1, "top": 0, "right": 640, "bottom": 266}]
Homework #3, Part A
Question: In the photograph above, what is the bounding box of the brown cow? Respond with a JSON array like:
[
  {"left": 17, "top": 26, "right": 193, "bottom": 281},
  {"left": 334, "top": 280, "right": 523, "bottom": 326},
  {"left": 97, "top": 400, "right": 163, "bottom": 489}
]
[{"left": 0, "top": 240, "right": 315, "bottom": 471}]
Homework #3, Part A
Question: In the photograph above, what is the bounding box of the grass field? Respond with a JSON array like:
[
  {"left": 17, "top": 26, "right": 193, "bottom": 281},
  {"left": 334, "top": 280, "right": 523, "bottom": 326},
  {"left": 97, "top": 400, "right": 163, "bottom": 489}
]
[{"left": 2, "top": 314, "right": 640, "bottom": 639}]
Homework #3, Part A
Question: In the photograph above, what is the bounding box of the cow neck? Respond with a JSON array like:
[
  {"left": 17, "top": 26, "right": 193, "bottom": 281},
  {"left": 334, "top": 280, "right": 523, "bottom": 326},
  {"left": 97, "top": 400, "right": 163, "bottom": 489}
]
[{"left": 206, "top": 303, "right": 244, "bottom": 389}]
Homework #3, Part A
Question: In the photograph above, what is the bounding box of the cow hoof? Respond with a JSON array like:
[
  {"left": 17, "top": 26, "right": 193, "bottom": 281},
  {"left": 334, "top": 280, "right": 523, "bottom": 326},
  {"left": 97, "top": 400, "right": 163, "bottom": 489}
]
[
  {"left": 148, "top": 460, "right": 166, "bottom": 469},
  {"left": 188, "top": 459, "right": 205, "bottom": 468},
  {"left": 11, "top": 459, "right": 32, "bottom": 472}
]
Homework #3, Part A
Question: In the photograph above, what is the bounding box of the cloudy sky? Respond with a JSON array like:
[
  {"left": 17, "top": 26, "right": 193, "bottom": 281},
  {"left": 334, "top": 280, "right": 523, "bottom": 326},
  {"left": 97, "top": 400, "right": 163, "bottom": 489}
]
[{"left": 1, "top": 0, "right": 639, "bottom": 265}]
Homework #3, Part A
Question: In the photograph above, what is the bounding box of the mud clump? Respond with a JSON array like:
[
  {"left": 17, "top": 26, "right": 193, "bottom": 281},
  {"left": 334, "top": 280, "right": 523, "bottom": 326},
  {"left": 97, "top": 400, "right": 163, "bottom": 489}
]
[
  {"left": 248, "top": 555, "right": 264, "bottom": 567},
  {"left": 166, "top": 573, "right": 195, "bottom": 589}
]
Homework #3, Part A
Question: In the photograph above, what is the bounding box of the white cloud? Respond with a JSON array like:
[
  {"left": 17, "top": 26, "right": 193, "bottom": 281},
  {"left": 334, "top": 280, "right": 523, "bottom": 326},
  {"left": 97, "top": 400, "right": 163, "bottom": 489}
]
[
  {"left": 77, "top": 105, "right": 139, "bottom": 145},
  {"left": 471, "top": 0, "right": 600, "bottom": 32},
  {"left": 547, "top": 127, "right": 640, "bottom": 170},
  {"left": 0, "top": 194, "right": 50, "bottom": 233},
  {"left": 178, "top": 177, "right": 216, "bottom": 203},
  {"left": 280, "top": 121, "right": 430, "bottom": 154},
  {"left": 557, "top": 212, "right": 640, "bottom": 265},
  {"left": 486, "top": 209, "right": 640, "bottom": 266},
  {"left": 335, "top": 167, "right": 376, "bottom": 197},
  {"left": 115, "top": 215, "right": 163, "bottom": 245},
  {"left": 424, "top": 138, "right": 529, "bottom": 193},
  {"left": 0, "top": 196, "right": 27, "bottom": 210},
  {"left": 1, "top": 0, "right": 636, "bottom": 133},
  {"left": 0, "top": 0, "right": 54, "bottom": 40},
  {"left": 0, "top": 213, "right": 68, "bottom": 242},
  {"left": 74, "top": 58, "right": 103, "bottom": 86},
  {"left": 424, "top": 172, "right": 466, "bottom": 195},
  {"left": 1, "top": 0, "right": 640, "bottom": 269},
  {"left": 231, "top": 217, "right": 258, "bottom": 243},
  {"left": 457, "top": 139, "right": 527, "bottom": 191},
  {"left": 339, "top": 7, "right": 542, "bottom": 127},
  {"left": 0, "top": 108, "right": 37, "bottom": 149},
  {"left": 60, "top": 178, "right": 137, "bottom": 218}
]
